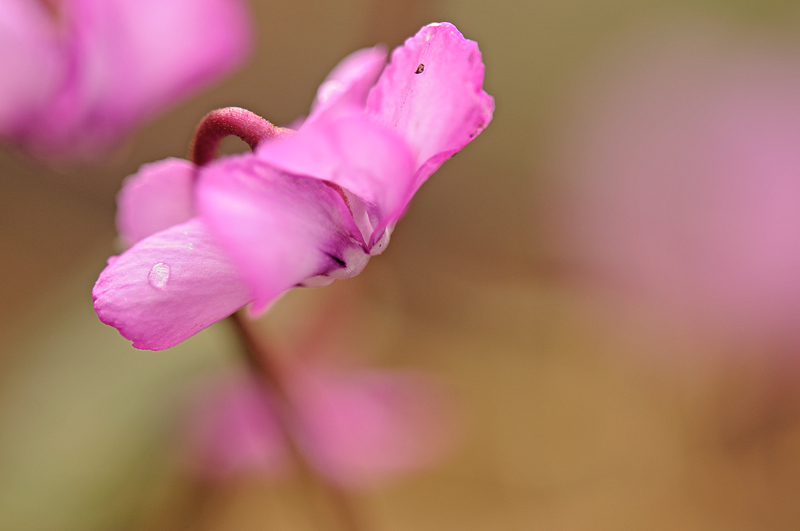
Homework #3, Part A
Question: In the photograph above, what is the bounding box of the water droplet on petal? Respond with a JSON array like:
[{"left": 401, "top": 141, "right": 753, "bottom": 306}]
[{"left": 148, "top": 262, "right": 171, "bottom": 289}]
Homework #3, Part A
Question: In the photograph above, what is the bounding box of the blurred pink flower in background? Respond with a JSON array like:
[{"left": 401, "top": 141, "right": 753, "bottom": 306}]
[
  {"left": 550, "top": 28, "right": 800, "bottom": 345},
  {"left": 185, "top": 373, "right": 292, "bottom": 479},
  {"left": 0, "top": 0, "right": 253, "bottom": 160},
  {"left": 184, "top": 362, "right": 457, "bottom": 488},
  {"left": 93, "top": 22, "right": 494, "bottom": 350}
]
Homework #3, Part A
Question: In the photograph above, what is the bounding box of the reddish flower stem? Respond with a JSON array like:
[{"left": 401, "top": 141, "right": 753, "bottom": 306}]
[
  {"left": 189, "top": 107, "right": 291, "bottom": 166},
  {"left": 230, "top": 313, "right": 365, "bottom": 531},
  {"left": 188, "top": 107, "right": 363, "bottom": 529}
]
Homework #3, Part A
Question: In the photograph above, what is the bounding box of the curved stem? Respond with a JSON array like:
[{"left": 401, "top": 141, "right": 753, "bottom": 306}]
[{"left": 189, "top": 107, "right": 291, "bottom": 166}]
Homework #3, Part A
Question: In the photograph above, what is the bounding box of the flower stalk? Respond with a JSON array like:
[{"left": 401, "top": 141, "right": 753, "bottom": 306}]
[
  {"left": 189, "top": 107, "right": 291, "bottom": 166},
  {"left": 192, "top": 114, "right": 363, "bottom": 530},
  {"left": 230, "top": 312, "right": 365, "bottom": 531}
]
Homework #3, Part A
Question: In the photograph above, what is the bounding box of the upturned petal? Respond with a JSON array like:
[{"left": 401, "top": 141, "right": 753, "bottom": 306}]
[
  {"left": 307, "top": 45, "right": 388, "bottom": 123},
  {"left": 93, "top": 218, "right": 250, "bottom": 350},
  {"left": 366, "top": 22, "right": 494, "bottom": 186},
  {"left": 197, "top": 156, "right": 368, "bottom": 313},
  {"left": 116, "top": 158, "right": 196, "bottom": 247},
  {"left": 256, "top": 114, "right": 416, "bottom": 244}
]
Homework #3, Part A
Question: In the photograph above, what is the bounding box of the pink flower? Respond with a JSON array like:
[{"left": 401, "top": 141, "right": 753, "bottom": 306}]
[
  {"left": 0, "top": 0, "right": 253, "bottom": 160},
  {"left": 184, "top": 363, "right": 456, "bottom": 487},
  {"left": 549, "top": 28, "right": 800, "bottom": 343},
  {"left": 93, "top": 23, "right": 494, "bottom": 350}
]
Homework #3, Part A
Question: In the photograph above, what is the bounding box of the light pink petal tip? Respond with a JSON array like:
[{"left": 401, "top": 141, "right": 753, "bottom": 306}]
[
  {"left": 197, "top": 156, "right": 368, "bottom": 313},
  {"left": 116, "top": 158, "right": 197, "bottom": 247},
  {"left": 92, "top": 218, "right": 250, "bottom": 350},
  {"left": 257, "top": 114, "right": 416, "bottom": 241},
  {"left": 308, "top": 45, "right": 388, "bottom": 122},
  {"left": 367, "top": 22, "right": 494, "bottom": 186}
]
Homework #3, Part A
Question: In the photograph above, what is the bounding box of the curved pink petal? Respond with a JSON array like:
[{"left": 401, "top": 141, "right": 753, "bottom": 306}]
[
  {"left": 21, "top": 0, "right": 254, "bottom": 158},
  {"left": 116, "top": 158, "right": 197, "bottom": 247},
  {"left": 93, "top": 218, "right": 250, "bottom": 350},
  {"left": 0, "top": 0, "right": 62, "bottom": 134},
  {"left": 289, "top": 366, "right": 456, "bottom": 488},
  {"left": 366, "top": 22, "right": 494, "bottom": 187},
  {"left": 256, "top": 114, "right": 416, "bottom": 244},
  {"left": 196, "top": 156, "right": 368, "bottom": 313},
  {"left": 307, "top": 45, "right": 387, "bottom": 123}
]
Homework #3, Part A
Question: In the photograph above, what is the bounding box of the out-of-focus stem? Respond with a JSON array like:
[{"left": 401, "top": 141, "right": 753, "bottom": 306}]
[
  {"left": 229, "top": 312, "right": 365, "bottom": 531},
  {"left": 191, "top": 106, "right": 363, "bottom": 531}
]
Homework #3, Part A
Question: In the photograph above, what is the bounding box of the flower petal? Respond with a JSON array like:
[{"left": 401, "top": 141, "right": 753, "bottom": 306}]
[
  {"left": 289, "top": 365, "right": 457, "bottom": 488},
  {"left": 184, "top": 376, "right": 291, "bottom": 479},
  {"left": 256, "top": 114, "right": 416, "bottom": 244},
  {"left": 307, "top": 45, "right": 387, "bottom": 123},
  {"left": 93, "top": 218, "right": 249, "bottom": 350},
  {"left": 116, "top": 158, "right": 196, "bottom": 247},
  {"left": 85, "top": 0, "right": 253, "bottom": 111},
  {"left": 197, "top": 156, "right": 368, "bottom": 313},
  {"left": 366, "top": 22, "right": 494, "bottom": 185},
  {"left": 22, "top": 0, "right": 254, "bottom": 158},
  {"left": 0, "top": 0, "right": 62, "bottom": 134}
]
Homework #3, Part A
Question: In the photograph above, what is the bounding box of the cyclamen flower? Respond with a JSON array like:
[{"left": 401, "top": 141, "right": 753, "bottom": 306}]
[
  {"left": 93, "top": 23, "right": 494, "bottom": 350},
  {"left": 185, "top": 363, "right": 455, "bottom": 487},
  {"left": 0, "top": 0, "right": 252, "bottom": 160}
]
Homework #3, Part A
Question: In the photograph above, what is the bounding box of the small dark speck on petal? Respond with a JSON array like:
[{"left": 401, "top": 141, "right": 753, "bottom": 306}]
[{"left": 415, "top": 63, "right": 425, "bottom": 74}]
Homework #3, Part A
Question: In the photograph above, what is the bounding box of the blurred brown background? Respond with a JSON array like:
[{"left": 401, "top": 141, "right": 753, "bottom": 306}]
[{"left": 5, "top": 0, "right": 800, "bottom": 529}]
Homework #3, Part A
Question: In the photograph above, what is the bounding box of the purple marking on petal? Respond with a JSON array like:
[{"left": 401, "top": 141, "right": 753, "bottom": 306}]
[{"left": 197, "top": 156, "right": 368, "bottom": 313}]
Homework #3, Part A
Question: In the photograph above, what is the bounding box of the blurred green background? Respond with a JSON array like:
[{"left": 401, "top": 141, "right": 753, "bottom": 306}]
[{"left": 4, "top": 0, "right": 800, "bottom": 529}]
